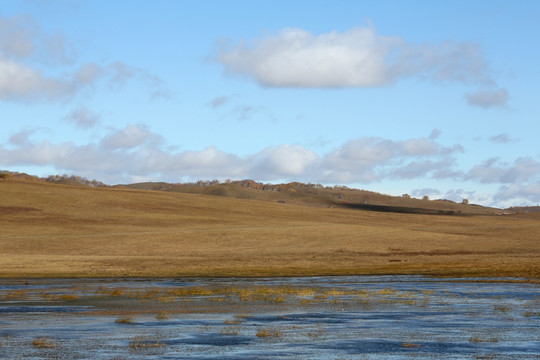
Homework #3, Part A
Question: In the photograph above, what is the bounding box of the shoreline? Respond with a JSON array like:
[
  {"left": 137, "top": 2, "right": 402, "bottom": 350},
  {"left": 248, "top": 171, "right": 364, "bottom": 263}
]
[{"left": 2, "top": 272, "right": 539, "bottom": 284}]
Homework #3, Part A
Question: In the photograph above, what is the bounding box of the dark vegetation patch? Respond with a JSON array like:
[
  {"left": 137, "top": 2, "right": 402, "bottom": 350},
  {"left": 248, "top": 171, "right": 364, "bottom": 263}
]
[{"left": 336, "top": 203, "right": 466, "bottom": 216}]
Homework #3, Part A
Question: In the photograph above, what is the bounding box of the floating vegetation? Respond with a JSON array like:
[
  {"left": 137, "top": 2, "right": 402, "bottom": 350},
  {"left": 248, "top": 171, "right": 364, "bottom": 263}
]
[
  {"left": 109, "top": 289, "right": 124, "bottom": 297},
  {"left": 115, "top": 316, "right": 134, "bottom": 324},
  {"left": 220, "top": 327, "right": 240, "bottom": 336},
  {"left": 32, "top": 337, "right": 55, "bottom": 348},
  {"left": 402, "top": 342, "right": 422, "bottom": 348},
  {"left": 256, "top": 328, "right": 282, "bottom": 338},
  {"left": 129, "top": 337, "right": 166, "bottom": 348},
  {"left": 469, "top": 336, "right": 499, "bottom": 343},
  {"left": 156, "top": 312, "right": 169, "bottom": 320}
]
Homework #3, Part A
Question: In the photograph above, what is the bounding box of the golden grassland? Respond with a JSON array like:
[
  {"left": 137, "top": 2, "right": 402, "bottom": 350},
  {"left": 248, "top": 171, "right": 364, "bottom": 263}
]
[{"left": 1, "top": 176, "right": 539, "bottom": 279}]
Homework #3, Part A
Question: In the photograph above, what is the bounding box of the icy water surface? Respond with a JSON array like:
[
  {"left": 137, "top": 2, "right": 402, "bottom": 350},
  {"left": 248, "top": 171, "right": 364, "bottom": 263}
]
[{"left": 0, "top": 276, "right": 539, "bottom": 359}]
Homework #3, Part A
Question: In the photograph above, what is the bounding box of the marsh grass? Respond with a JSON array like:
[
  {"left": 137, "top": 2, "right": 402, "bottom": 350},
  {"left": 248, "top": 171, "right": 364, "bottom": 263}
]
[
  {"left": 32, "top": 337, "right": 55, "bottom": 348},
  {"left": 402, "top": 343, "right": 422, "bottom": 348},
  {"left": 5, "top": 290, "right": 26, "bottom": 299},
  {"left": 469, "top": 336, "right": 499, "bottom": 343},
  {"left": 378, "top": 288, "right": 397, "bottom": 296},
  {"left": 167, "top": 285, "right": 325, "bottom": 303},
  {"left": 155, "top": 312, "right": 169, "bottom": 320},
  {"left": 157, "top": 296, "right": 175, "bottom": 303},
  {"left": 115, "top": 316, "right": 134, "bottom": 324},
  {"left": 256, "top": 328, "right": 282, "bottom": 338},
  {"left": 129, "top": 337, "right": 166, "bottom": 348},
  {"left": 220, "top": 327, "right": 240, "bottom": 336},
  {"left": 148, "top": 285, "right": 432, "bottom": 308},
  {"left": 494, "top": 305, "right": 510, "bottom": 313}
]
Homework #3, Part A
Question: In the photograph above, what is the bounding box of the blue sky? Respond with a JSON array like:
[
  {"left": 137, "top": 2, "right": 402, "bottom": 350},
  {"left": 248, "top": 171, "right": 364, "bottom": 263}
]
[{"left": 1, "top": 0, "right": 539, "bottom": 207}]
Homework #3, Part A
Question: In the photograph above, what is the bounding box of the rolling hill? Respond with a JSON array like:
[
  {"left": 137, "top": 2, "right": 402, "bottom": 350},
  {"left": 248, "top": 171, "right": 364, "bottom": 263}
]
[{"left": 1, "top": 172, "right": 538, "bottom": 279}]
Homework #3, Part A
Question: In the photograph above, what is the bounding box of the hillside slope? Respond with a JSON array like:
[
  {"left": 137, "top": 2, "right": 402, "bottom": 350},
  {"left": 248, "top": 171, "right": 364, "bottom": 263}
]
[
  {"left": 118, "top": 180, "right": 506, "bottom": 216},
  {"left": 1, "top": 175, "right": 538, "bottom": 278}
]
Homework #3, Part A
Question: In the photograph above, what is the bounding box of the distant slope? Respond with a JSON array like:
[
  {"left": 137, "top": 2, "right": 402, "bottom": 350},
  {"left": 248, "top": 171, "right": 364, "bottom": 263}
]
[
  {"left": 118, "top": 180, "right": 506, "bottom": 216},
  {"left": 1, "top": 170, "right": 507, "bottom": 215}
]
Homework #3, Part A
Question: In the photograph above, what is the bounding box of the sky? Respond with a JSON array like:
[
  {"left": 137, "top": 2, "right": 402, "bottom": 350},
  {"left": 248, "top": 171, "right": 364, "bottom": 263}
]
[{"left": 1, "top": 0, "right": 539, "bottom": 208}]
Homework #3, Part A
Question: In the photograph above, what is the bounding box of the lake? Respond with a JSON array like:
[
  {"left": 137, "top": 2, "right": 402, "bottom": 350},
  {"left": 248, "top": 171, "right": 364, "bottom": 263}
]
[{"left": 1, "top": 276, "right": 539, "bottom": 359}]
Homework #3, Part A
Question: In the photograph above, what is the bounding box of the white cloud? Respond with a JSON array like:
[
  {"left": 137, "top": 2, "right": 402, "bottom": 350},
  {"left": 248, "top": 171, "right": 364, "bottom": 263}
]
[
  {"left": 411, "top": 188, "right": 441, "bottom": 198},
  {"left": 320, "top": 137, "right": 462, "bottom": 182},
  {"left": 218, "top": 27, "right": 398, "bottom": 88},
  {"left": 217, "top": 26, "right": 497, "bottom": 91},
  {"left": 0, "top": 14, "right": 167, "bottom": 102},
  {"left": 0, "top": 58, "right": 168, "bottom": 102},
  {"left": 387, "top": 159, "right": 456, "bottom": 180},
  {"left": 411, "top": 188, "right": 494, "bottom": 206},
  {"left": 0, "top": 14, "right": 75, "bottom": 64},
  {"left": 1, "top": 129, "right": 461, "bottom": 184},
  {"left": 100, "top": 124, "right": 163, "bottom": 149},
  {"left": 9, "top": 130, "right": 34, "bottom": 146},
  {"left": 0, "top": 59, "right": 73, "bottom": 101},
  {"left": 465, "top": 157, "right": 540, "bottom": 184},
  {"left": 496, "top": 183, "right": 540, "bottom": 205},
  {"left": 3, "top": 128, "right": 540, "bottom": 206},
  {"left": 0, "top": 15, "right": 37, "bottom": 59},
  {"left": 465, "top": 87, "right": 509, "bottom": 108},
  {"left": 252, "top": 145, "right": 320, "bottom": 178}
]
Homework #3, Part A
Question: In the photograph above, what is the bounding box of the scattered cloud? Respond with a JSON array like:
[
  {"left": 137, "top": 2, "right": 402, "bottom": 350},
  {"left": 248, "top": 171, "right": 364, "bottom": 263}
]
[
  {"left": 208, "top": 95, "right": 229, "bottom": 108},
  {"left": 1, "top": 130, "right": 461, "bottom": 184},
  {"left": 2, "top": 127, "right": 539, "bottom": 206},
  {"left": 8, "top": 129, "right": 34, "bottom": 146},
  {"left": 207, "top": 94, "right": 272, "bottom": 122},
  {"left": 495, "top": 183, "right": 540, "bottom": 205},
  {"left": 465, "top": 157, "right": 540, "bottom": 184},
  {"left": 0, "top": 14, "right": 168, "bottom": 102},
  {"left": 0, "top": 59, "right": 73, "bottom": 101},
  {"left": 100, "top": 124, "right": 164, "bottom": 150},
  {"left": 489, "top": 133, "right": 517, "bottom": 144},
  {"left": 252, "top": 145, "right": 320, "bottom": 178},
  {"left": 428, "top": 129, "right": 441, "bottom": 140},
  {"left": 410, "top": 188, "right": 493, "bottom": 206},
  {"left": 216, "top": 25, "right": 505, "bottom": 106},
  {"left": 0, "top": 14, "right": 76, "bottom": 64},
  {"left": 232, "top": 105, "right": 265, "bottom": 121},
  {"left": 320, "top": 136, "right": 463, "bottom": 183},
  {"left": 107, "top": 61, "right": 170, "bottom": 99},
  {"left": 64, "top": 106, "right": 100, "bottom": 129},
  {"left": 387, "top": 159, "right": 457, "bottom": 180},
  {"left": 465, "top": 87, "right": 509, "bottom": 108},
  {"left": 411, "top": 188, "right": 441, "bottom": 198}
]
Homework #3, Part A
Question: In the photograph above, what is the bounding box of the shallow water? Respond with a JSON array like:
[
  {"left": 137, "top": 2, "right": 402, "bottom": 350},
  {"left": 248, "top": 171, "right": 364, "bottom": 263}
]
[{"left": 0, "top": 276, "right": 539, "bottom": 359}]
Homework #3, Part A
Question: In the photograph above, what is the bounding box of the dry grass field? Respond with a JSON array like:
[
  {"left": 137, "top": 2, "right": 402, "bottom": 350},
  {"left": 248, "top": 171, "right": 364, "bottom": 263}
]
[{"left": 1, "top": 175, "right": 539, "bottom": 279}]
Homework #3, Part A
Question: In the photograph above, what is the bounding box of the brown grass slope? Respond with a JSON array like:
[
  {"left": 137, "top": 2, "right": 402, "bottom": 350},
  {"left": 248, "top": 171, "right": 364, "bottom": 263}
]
[
  {"left": 120, "top": 181, "right": 505, "bottom": 215},
  {"left": 1, "top": 176, "right": 539, "bottom": 278}
]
